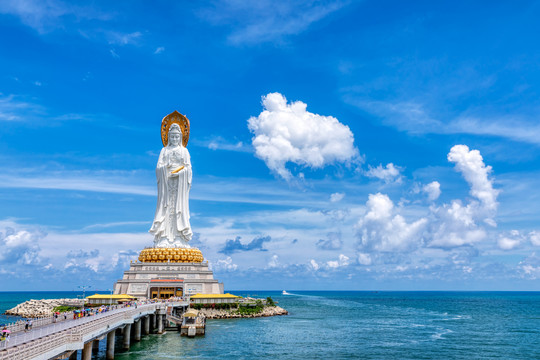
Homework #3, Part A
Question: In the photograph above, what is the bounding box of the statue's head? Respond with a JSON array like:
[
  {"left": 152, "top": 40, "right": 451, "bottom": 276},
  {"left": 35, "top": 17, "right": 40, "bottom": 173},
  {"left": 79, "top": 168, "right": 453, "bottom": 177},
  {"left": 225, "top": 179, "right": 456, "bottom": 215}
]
[{"left": 168, "top": 123, "right": 182, "bottom": 147}]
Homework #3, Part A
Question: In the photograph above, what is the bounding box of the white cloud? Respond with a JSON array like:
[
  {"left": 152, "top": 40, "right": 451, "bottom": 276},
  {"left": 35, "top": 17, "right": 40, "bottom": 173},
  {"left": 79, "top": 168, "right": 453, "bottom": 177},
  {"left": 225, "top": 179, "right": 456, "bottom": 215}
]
[
  {"left": 356, "top": 193, "right": 427, "bottom": 252},
  {"left": 348, "top": 99, "right": 540, "bottom": 146},
  {"left": 109, "top": 48, "right": 120, "bottom": 58},
  {"left": 213, "top": 256, "right": 238, "bottom": 271},
  {"left": 330, "top": 192, "right": 345, "bottom": 202},
  {"left": 423, "top": 181, "right": 441, "bottom": 201},
  {"left": 154, "top": 46, "right": 165, "bottom": 54},
  {"left": 326, "top": 260, "right": 339, "bottom": 268},
  {"left": 316, "top": 232, "right": 342, "bottom": 250},
  {"left": 193, "top": 136, "right": 251, "bottom": 152},
  {"left": 326, "top": 254, "right": 350, "bottom": 268},
  {"left": 338, "top": 254, "right": 350, "bottom": 266},
  {"left": 356, "top": 146, "right": 499, "bottom": 251},
  {"left": 199, "top": 0, "right": 349, "bottom": 45},
  {"left": 356, "top": 252, "right": 372, "bottom": 265},
  {"left": 529, "top": 231, "right": 540, "bottom": 246},
  {"left": 448, "top": 145, "right": 499, "bottom": 212},
  {"left": 365, "top": 163, "right": 402, "bottom": 183},
  {"left": 519, "top": 253, "right": 540, "bottom": 279},
  {"left": 427, "top": 145, "right": 499, "bottom": 248},
  {"left": 498, "top": 236, "right": 521, "bottom": 250},
  {"left": 0, "top": 228, "right": 44, "bottom": 265},
  {"left": 106, "top": 31, "right": 142, "bottom": 45},
  {"left": 310, "top": 259, "right": 319, "bottom": 271},
  {"left": 0, "top": 0, "right": 108, "bottom": 33},
  {"left": 428, "top": 201, "right": 487, "bottom": 248},
  {"left": 0, "top": 94, "right": 44, "bottom": 121},
  {"left": 248, "top": 92, "right": 358, "bottom": 180},
  {"left": 0, "top": 171, "right": 155, "bottom": 196},
  {"left": 268, "top": 254, "right": 279, "bottom": 268}
]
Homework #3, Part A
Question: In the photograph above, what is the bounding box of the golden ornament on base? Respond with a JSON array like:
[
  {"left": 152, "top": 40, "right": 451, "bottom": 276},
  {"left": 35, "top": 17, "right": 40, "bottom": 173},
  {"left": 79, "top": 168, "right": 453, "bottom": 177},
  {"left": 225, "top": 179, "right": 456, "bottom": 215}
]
[{"left": 138, "top": 247, "right": 204, "bottom": 263}]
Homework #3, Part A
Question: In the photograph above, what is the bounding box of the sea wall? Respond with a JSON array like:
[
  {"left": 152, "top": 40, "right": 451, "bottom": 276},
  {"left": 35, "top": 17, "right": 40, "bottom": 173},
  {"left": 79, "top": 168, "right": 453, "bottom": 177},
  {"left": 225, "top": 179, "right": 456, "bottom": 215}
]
[
  {"left": 4, "top": 299, "right": 79, "bottom": 318},
  {"left": 197, "top": 306, "right": 288, "bottom": 319}
]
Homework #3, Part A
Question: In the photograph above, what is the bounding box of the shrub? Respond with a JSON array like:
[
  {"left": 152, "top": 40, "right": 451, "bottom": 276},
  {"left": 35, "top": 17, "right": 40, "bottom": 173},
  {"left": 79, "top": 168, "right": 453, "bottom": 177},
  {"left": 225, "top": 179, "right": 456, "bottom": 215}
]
[
  {"left": 266, "top": 297, "right": 275, "bottom": 306},
  {"left": 53, "top": 306, "right": 79, "bottom": 313}
]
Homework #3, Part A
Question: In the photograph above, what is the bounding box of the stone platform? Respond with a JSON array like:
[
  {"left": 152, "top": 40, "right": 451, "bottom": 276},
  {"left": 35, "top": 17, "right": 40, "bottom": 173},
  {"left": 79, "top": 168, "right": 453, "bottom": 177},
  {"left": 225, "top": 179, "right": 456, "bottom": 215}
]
[{"left": 114, "top": 260, "right": 223, "bottom": 299}]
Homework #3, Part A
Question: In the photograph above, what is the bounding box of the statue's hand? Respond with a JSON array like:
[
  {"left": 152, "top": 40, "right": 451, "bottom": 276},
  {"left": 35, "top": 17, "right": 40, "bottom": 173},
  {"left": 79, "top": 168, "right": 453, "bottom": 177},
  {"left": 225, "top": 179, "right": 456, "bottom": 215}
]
[{"left": 170, "top": 171, "right": 179, "bottom": 178}]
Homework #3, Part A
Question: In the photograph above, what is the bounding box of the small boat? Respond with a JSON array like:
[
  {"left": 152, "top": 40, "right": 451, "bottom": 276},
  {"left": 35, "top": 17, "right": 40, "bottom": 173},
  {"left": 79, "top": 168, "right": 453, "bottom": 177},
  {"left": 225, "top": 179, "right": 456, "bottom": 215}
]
[{"left": 282, "top": 290, "right": 291, "bottom": 295}]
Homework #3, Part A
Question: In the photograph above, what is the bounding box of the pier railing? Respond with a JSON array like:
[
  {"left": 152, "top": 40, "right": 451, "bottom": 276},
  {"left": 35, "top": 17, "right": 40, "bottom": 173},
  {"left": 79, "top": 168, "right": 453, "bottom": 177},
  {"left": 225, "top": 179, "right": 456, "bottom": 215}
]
[{"left": 0, "top": 303, "right": 170, "bottom": 359}]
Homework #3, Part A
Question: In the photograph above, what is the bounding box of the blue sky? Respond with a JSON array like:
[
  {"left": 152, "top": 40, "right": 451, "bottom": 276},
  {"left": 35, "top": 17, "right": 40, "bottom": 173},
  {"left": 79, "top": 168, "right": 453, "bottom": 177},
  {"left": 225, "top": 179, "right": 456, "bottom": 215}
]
[{"left": 1, "top": 0, "right": 540, "bottom": 291}]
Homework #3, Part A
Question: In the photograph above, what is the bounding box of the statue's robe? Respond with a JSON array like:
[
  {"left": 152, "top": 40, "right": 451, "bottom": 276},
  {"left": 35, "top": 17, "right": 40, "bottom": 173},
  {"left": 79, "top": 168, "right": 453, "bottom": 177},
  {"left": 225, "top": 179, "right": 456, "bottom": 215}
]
[{"left": 149, "top": 144, "right": 193, "bottom": 247}]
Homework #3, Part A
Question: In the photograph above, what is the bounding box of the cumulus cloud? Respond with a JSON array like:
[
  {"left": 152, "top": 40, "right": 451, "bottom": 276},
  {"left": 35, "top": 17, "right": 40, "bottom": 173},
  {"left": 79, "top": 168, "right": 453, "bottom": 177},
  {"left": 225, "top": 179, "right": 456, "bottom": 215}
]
[
  {"left": 427, "top": 200, "right": 487, "bottom": 248},
  {"left": 447, "top": 145, "right": 499, "bottom": 212},
  {"left": 495, "top": 230, "right": 525, "bottom": 251},
  {"left": 212, "top": 257, "right": 238, "bottom": 271},
  {"left": 365, "top": 163, "right": 402, "bottom": 183},
  {"left": 427, "top": 145, "right": 499, "bottom": 248},
  {"left": 356, "top": 193, "right": 427, "bottom": 252},
  {"left": 423, "top": 181, "right": 441, "bottom": 201},
  {"left": 330, "top": 192, "right": 345, "bottom": 202},
  {"left": 268, "top": 254, "right": 279, "bottom": 268},
  {"left": 248, "top": 93, "right": 358, "bottom": 180},
  {"left": 498, "top": 236, "right": 521, "bottom": 250},
  {"left": 219, "top": 235, "right": 271, "bottom": 254},
  {"left": 0, "top": 227, "right": 45, "bottom": 265},
  {"left": 529, "top": 231, "right": 540, "bottom": 246},
  {"left": 310, "top": 259, "right": 320, "bottom": 271},
  {"left": 356, "top": 252, "right": 372, "bottom": 265},
  {"left": 519, "top": 253, "right": 540, "bottom": 279},
  {"left": 316, "top": 232, "right": 343, "bottom": 250},
  {"left": 326, "top": 254, "right": 350, "bottom": 268}
]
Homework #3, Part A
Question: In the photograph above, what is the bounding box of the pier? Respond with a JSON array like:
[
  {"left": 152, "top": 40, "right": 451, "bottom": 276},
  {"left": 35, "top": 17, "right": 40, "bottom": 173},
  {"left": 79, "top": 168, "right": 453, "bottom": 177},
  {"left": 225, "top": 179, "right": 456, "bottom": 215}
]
[{"left": 0, "top": 301, "right": 187, "bottom": 360}]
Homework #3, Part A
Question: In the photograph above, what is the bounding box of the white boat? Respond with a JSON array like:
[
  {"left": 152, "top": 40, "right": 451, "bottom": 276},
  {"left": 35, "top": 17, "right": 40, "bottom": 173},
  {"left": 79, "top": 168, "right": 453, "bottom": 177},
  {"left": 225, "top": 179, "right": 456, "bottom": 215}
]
[{"left": 282, "top": 290, "right": 291, "bottom": 295}]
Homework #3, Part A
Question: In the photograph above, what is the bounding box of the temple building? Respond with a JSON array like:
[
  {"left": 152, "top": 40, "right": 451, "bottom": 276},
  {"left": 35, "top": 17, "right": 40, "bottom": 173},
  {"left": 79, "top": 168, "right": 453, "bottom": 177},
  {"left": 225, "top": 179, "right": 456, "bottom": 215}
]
[{"left": 114, "top": 252, "right": 224, "bottom": 299}]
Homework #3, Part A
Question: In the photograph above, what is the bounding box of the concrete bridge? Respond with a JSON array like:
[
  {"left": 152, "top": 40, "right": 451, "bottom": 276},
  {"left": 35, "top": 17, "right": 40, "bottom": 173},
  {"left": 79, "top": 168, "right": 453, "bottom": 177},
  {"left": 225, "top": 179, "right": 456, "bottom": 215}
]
[{"left": 0, "top": 301, "right": 187, "bottom": 360}]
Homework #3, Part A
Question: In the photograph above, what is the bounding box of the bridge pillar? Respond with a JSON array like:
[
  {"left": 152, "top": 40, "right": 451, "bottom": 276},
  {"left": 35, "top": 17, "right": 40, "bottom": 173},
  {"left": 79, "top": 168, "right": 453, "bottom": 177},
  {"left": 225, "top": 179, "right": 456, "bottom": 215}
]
[
  {"left": 123, "top": 324, "right": 131, "bottom": 350},
  {"left": 143, "top": 315, "right": 150, "bottom": 335},
  {"left": 82, "top": 340, "right": 93, "bottom": 360},
  {"left": 134, "top": 319, "right": 142, "bottom": 341},
  {"left": 68, "top": 350, "right": 78, "bottom": 360},
  {"left": 157, "top": 314, "right": 164, "bottom": 334},
  {"left": 93, "top": 339, "right": 100, "bottom": 353},
  {"left": 151, "top": 313, "right": 157, "bottom": 332},
  {"left": 106, "top": 330, "right": 116, "bottom": 360}
]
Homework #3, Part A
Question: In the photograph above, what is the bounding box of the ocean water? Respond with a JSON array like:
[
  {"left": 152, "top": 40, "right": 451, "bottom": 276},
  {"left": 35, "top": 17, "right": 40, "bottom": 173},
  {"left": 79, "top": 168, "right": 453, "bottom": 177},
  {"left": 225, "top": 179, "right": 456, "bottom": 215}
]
[{"left": 1, "top": 291, "right": 539, "bottom": 359}]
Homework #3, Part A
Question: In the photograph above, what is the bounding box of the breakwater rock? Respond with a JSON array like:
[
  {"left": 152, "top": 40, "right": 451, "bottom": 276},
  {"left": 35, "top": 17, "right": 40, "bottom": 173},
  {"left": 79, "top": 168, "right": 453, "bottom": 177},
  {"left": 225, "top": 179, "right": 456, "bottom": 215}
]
[
  {"left": 198, "top": 306, "right": 288, "bottom": 319},
  {"left": 4, "top": 299, "right": 79, "bottom": 318}
]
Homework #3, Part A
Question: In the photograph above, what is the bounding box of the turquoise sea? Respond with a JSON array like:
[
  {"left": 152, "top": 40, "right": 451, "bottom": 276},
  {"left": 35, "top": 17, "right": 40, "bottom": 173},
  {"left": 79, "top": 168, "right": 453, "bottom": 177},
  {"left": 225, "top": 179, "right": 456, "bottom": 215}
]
[{"left": 1, "top": 291, "right": 539, "bottom": 359}]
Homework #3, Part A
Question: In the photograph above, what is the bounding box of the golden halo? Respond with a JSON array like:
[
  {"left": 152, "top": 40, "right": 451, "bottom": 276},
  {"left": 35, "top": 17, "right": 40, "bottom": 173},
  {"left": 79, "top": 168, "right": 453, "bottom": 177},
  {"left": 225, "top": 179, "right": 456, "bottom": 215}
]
[{"left": 161, "top": 110, "right": 190, "bottom": 147}]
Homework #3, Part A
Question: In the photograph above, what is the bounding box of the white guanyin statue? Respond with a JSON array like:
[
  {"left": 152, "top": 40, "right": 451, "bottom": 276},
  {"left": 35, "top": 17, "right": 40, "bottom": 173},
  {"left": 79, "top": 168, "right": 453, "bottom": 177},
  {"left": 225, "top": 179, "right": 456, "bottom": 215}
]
[{"left": 149, "top": 113, "right": 193, "bottom": 248}]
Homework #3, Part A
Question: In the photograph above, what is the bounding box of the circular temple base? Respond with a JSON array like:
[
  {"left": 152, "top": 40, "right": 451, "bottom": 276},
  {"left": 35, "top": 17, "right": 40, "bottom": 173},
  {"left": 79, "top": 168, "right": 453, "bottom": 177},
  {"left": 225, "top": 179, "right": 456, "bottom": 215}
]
[{"left": 138, "top": 247, "right": 204, "bottom": 263}]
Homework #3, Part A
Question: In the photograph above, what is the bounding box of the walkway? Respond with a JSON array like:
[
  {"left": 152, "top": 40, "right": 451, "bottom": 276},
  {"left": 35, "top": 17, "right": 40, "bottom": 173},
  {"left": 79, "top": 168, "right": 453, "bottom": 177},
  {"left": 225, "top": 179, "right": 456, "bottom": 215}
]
[{"left": 0, "top": 301, "right": 186, "bottom": 360}]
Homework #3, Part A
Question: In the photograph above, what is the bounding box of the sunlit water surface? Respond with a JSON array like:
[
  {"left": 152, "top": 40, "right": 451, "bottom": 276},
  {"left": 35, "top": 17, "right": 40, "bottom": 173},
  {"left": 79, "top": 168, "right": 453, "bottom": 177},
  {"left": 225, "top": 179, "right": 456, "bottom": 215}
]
[{"left": 1, "top": 291, "right": 539, "bottom": 359}]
